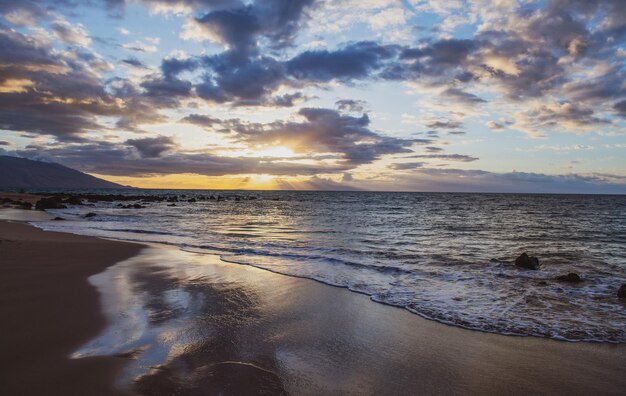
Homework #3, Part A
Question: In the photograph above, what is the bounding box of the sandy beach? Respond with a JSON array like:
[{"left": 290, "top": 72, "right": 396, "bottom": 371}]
[
  {"left": 0, "top": 220, "right": 142, "bottom": 395},
  {"left": 1, "top": 215, "right": 625, "bottom": 395}
]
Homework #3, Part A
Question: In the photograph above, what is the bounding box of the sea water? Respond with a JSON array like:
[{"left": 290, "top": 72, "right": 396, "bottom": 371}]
[{"left": 32, "top": 190, "right": 626, "bottom": 342}]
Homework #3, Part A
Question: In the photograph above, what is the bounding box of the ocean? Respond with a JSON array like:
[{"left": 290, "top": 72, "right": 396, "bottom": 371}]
[{"left": 32, "top": 190, "right": 626, "bottom": 342}]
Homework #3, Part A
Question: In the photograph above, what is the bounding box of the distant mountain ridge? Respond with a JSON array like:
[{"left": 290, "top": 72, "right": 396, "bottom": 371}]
[{"left": 0, "top": 156, "right": 124, "bottom": 189}]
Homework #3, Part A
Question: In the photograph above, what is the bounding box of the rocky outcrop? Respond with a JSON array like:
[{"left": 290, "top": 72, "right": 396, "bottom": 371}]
[
  {"left": 35, "top": 197, "right": 67, "bottom": 210},
  {"left": 618, "top": 284, "right": 626, "bottom": 298},
  {"left": 515, "top": 253, "right": 540, "bottom": 270},
  {"left": 555, "top": 273, "right": 582, "bottom": 283}
]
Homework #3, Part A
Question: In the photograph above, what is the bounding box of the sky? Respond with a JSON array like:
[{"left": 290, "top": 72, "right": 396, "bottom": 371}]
[{"left": 0, "top": 0, "right": 625, "bottom": 193}]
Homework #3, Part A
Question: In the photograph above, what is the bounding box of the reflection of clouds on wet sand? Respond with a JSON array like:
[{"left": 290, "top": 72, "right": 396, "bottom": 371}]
[
  {"left": 74, "top": 246, "right": 285, "bottom": 395},
  {"left": 73, "top": 245, "right": 626, "bottom": 395}
]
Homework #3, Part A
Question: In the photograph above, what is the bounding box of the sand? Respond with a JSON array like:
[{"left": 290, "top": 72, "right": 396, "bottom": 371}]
[
  {"left": 0, "top": 220, "right": 142, "bottom": 395},
  {"left": 0, "top": 216, "right": 625, "bottom": 395}
]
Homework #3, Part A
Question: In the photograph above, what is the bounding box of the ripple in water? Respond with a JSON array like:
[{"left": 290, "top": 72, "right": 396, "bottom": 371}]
[{"left": 35, "top": 191, "right": 626, "bottom": 342}]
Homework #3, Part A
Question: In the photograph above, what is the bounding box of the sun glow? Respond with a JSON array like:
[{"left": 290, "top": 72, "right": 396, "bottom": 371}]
[
  {"left": 219, "top": 145, "right": 297, "bottom": 159},
  {"left": 94, "top": 172, "right": 294, "bottom": 190}
]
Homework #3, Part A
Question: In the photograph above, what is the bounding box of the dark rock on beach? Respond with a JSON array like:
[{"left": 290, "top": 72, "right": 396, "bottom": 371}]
[
  {"left": 555, "top": 273, "right": 582, "bottom": 283},
  {"left": 53, "top": 217, "right": 65, "bottom": 221},
  {"left": 515, "top": 253, "right": 540, "bottom": 270},
  {"left": 63, "top": 196, "right": 83, "bottom": 205},
  {"left": 35, "top": 197, "right": 67, "bottom": 210},
  {"left": 618, "top": 284, "right": 626, "bottom": 298}
]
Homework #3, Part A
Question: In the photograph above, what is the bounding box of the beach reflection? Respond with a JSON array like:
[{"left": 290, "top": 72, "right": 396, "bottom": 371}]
[
  {"left": 73, "top": 244, "right": 626, "bottom": 396},
  {"left": 74, "top": 246, "right": 286, "bottom": 395}
]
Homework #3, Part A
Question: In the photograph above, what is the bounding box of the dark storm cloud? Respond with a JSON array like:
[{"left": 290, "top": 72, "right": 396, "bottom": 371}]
[{"left": 126, "top": 135, "right": 176, "bottom": 158}]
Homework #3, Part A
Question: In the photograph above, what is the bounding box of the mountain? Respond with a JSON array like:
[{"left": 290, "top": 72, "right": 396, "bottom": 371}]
[{"left": 0, "top": 156, "right": 124, "bottom": 189}]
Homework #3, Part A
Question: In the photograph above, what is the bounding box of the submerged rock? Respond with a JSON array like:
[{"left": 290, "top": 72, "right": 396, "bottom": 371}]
[
  {"left": 84, "top": 212, "right": 97, "bottom": 218},
  {"left": 515, "top": 253, "right": 540, "bottom": 270},
  {"left": 555, "top": 273, "right": 582, "bottom": 283},
  {"left": 618, "top": 284, "right": 626, "bottom": 298},
  {"left": 53, "top": 217, "right": 65, "bottom": 221}
]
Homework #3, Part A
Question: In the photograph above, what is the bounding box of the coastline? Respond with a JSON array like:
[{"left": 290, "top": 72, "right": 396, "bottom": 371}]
[
  {"left": 0, "top": 220, "right": 143, "bottom": 395},
  {"left": 1, "top": 211, "right": 625, "bottom": 394}
]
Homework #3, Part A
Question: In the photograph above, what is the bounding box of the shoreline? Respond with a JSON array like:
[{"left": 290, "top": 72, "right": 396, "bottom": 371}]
[
  {"left": 0, "top": 220, "right": 143, "bottom": 395},
  {"left": 1, "top": 210, "right": 625, "bottom": 394}
]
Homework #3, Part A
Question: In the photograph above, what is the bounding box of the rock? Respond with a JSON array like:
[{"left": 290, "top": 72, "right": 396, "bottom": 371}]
[
  {"left": 18, "top": 202, "right": 32, "bottom": 210},
  {"left": 618, "top": 284, "right": 626, "bottom": 299},
  {"left": 515, "top": 253, "right": 540, "bottom": 270},
  {"left": 35, "top": 197, "right": 67, "bottom": 210},
  {"left": 167, "top": 203, "right": 177, "bottom": 206},
  {"left": 84, "top": 212, "right": 97, "bottom": 218},
  {"left": 63, "top": 196, "right": 83, "bottom": 205},
  {"left": 555, "top": 273, "right": 582, "bottom": 283},
  {"left": 53, "top": 217, "right": 65, "bottom": 221},
  {"left": 187, "top": 198, "right": 196, "bottom": 203}
]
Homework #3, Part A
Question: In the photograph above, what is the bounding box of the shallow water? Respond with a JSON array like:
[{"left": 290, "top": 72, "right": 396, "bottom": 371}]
[{"left": 32, "top": 191, "right": 626, "bottom": 342}]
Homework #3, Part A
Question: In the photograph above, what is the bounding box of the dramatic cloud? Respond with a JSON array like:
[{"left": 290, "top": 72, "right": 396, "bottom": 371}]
[
  {"left": 0, "top": 0, "right": 624, "bottom": 191},
  {"left": 224, "top": 108, "right": 418, "bottom": 166},
  {"left": 127, "top": 136, "right": 177, "bottom": 158}
]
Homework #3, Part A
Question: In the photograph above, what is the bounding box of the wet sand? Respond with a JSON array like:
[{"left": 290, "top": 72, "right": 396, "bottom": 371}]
[
  {"left": 82, "top": 245, "right": 626, "bottom": 395},
  {"left": 1, "top": 217, "right": 625, "bottom": 395},
  {"left": 0, "top": 220, "right": 142, "bottom": 395}
]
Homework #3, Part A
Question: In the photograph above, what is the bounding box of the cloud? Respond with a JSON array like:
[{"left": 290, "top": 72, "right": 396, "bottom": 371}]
[
  {"left": 336, "top": 99, "right": 367, "bottom": 113},
  {"left": 486, "top": 121, "right": 505, "bottom": 130},
  {"left": 16, "top": 140, "right": 349, "bottom": 177},
  {"left": 51, "top": 18, "right": 92, "bottom": 47},
  {"left": 614, "top": 100, "right": 626, "bottom": 118},
  {"left": 426, "top": 120, "right": 463, "bottom": 129},
  {"left": 126, "top": 135, "right": 177, "bottom": 158},
  {"left": 390, "top": 162, "right": 425, "bottom": 170},
  {"left": 385, "top": 168, "right": 626, "bottom": 194},
  {"left": 121, "top": 57, "right": 149, "bottom": 68},
  {"left": 187, "top": 0, "right": 315, "bottom": 53},
  {"left": 122, "top": 40, "right": 158, "bottom": 52},
  {"left": 180, "top": 114, "right": 222, "bottom": 129},
  {"left": 514, "top": 102, "right": 611, "bottom": 137},
  {"left": 410, "top": 154, "right": 479, "bottom": 162},
  {"left": 425, "top": 146, "right": 443, "bottom": 152},
  {"left": 287, "top": 41, "right": 397, "bottom": 82},
  {"left": 225, "top": 108, "right": 418, "bottom": 166}
]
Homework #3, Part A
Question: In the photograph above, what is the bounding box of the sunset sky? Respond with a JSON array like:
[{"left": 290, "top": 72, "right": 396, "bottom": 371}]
[{"left": 0, "top": 0, "right": 625, "bottom": 192}]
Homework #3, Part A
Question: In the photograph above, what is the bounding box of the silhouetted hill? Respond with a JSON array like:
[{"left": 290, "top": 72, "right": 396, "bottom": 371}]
[{"left": 0, "top": 156, "right": 124, "bottom": 189}]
